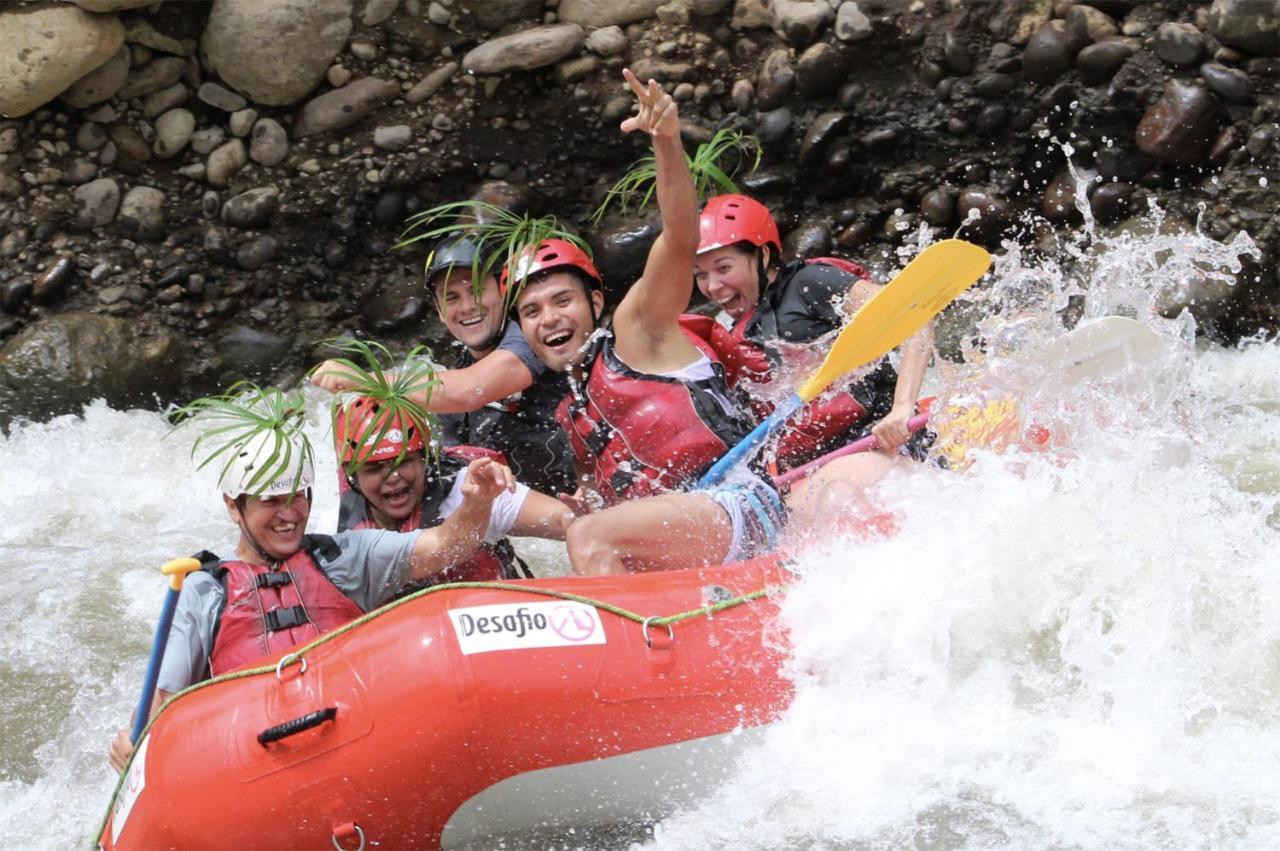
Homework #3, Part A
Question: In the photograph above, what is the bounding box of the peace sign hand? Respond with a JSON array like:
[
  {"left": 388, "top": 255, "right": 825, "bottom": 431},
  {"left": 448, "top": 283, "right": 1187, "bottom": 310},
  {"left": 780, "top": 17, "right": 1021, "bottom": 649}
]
[{"left": 619, "top": 67, "right": 679, "bottom": 140}]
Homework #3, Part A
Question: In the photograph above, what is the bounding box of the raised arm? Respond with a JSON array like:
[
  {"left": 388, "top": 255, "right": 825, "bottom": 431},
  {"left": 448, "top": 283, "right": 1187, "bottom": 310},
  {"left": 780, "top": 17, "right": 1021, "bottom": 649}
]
[
  {"left": 872, "top": 323, "right": 933, "bottom": 450},
  {"left": 611, "top": 69, "right": 700, "bottom": 357},
  {"left": 405, "top": 458, "right": 514, "bottom": 580},
  {"left": 311, "top": 354, "right": 534, "bottom": 414}
]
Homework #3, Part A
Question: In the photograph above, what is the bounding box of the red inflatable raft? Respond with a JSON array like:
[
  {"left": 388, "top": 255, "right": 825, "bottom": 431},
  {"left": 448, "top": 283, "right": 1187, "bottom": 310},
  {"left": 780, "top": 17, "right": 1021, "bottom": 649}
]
[{"left": 98, "top": 556, "right": 794, "bottom": 850}]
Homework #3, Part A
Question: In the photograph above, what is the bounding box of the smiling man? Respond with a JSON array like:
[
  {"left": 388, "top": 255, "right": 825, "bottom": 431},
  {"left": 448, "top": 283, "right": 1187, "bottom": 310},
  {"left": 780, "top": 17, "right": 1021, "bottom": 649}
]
[{"left": 109, "top": 417, "right": 514, "bottom": 773}]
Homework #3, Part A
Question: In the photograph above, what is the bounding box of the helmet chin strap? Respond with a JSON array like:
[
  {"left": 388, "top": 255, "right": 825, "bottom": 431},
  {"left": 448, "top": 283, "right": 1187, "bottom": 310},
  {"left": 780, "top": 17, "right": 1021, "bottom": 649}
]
[{"left": 755, "top": 248, "right": 770, "bottom": 303}]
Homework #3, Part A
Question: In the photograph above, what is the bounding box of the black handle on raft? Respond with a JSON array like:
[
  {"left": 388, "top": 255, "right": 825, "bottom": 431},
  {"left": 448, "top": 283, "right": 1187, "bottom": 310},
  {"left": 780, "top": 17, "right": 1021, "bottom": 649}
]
[{"left": 257, "top": 706, "right": 338, "bottom": 746}]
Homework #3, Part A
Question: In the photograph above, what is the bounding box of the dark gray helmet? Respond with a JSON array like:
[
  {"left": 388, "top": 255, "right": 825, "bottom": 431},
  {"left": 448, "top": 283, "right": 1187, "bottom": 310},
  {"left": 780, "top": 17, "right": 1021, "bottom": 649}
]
[{"left": 425, "top": 236, "right": 483, "bottom": 295}]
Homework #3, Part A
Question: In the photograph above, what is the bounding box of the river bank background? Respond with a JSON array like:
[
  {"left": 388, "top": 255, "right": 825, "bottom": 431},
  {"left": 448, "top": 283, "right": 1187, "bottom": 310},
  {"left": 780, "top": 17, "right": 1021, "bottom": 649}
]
[{"left": 0, "top": 0, "right": 1276, "bottom": 427}]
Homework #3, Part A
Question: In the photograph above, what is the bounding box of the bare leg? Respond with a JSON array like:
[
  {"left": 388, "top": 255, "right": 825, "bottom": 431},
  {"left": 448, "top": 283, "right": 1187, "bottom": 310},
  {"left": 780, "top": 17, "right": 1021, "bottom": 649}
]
[
  {"left": 784, "top": 450, "right": 900, "bottom": 539},
  {"left": 566, "top": 492, "right": 733, "bottom": 576}
]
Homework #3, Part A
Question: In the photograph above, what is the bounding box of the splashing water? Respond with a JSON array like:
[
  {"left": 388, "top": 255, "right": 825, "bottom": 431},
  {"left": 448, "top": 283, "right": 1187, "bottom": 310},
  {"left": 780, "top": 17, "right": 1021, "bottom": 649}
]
[{"left": 0, "top": 212, "right": 1274, "bottom": 848}]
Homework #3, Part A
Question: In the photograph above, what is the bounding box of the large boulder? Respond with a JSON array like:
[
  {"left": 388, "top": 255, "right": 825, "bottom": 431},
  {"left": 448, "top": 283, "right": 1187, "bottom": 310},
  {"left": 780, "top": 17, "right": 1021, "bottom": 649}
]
[
  {"left": 59, "top": 45, "right": 130, "bottom": 109},
  {"left": 1206, "top": 0, "right": 1280, "bottom": 56},
  {"left": 0, "top": 313, "right": 186, "bottom": 422},
  {"left": 201, "top": 0, "right": 354, "bottom": 106},
  {"left": 462, "top": 24, "right": 586, "bottom": 75},
  {"left": 0, "top": 4, "right": 125, "bottom": 118}
]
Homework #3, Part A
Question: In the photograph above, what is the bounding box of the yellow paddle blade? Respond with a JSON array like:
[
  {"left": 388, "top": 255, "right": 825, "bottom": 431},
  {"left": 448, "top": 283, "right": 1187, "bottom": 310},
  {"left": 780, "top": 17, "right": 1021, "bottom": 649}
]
[{"left": 796, "top": 239, "right": 991, "bottom": 403}]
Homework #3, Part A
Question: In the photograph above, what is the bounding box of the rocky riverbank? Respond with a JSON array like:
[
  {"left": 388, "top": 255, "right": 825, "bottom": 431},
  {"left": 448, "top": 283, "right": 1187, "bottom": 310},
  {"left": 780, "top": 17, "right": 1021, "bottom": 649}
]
[{"left": 0, "top": 0, "right": 1275, "bottom": 425}]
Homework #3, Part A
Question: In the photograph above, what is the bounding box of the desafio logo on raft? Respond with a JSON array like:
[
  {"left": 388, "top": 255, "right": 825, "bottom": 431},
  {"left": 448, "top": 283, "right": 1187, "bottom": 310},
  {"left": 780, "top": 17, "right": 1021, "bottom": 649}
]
[
  {"left": 455, "top": 606, "right": 548, "bottom": 640},
  {"left": 447, "top": 601, "right": 607, "bottom": 655}
]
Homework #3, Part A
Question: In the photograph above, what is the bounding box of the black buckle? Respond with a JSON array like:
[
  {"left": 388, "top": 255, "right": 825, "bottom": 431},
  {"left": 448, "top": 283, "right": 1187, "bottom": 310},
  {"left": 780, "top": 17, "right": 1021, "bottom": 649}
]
[
  {"left": 256, "top": 571, "right": 293, "bottom": 589},
  {"left": 263, "top": 605, "right": 308, "bottom": 632}
]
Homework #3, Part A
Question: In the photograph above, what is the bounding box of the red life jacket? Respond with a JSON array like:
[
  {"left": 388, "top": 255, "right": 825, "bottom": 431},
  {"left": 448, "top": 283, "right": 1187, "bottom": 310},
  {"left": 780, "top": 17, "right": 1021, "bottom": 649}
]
[
  {"left": 206, "top": 537, "right": 364, "bottom": 676},
  {"left": 338, "top": 447, "right": 526, "bottom": 585},
  {"left": 693, "top": 258, "right": 888, "bottom": 471},
  {"left": 556, "top": 329, "right": 756, "bottom": 505}
]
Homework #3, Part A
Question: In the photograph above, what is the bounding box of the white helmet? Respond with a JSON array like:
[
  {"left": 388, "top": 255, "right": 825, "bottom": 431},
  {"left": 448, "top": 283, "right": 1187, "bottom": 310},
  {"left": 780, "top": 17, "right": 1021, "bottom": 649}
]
[{"left": 218, "top": 428, "right": 315, "bottom": 498}]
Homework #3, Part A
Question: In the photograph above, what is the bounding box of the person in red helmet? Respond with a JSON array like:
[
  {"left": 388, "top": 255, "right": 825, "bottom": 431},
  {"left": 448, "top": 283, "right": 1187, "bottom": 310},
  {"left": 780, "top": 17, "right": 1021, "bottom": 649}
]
[
  {"left": 311, "top": 237, "right": 576, "bottom": 496},
  {"left": 504, "top": 70, "right": 781, "bottom": 575},
  {"left": 691, "top": 193, "right": 934, "bottom": 490},
  {"left": 332, "top": 396, "right": 575, "bottom": 586}
]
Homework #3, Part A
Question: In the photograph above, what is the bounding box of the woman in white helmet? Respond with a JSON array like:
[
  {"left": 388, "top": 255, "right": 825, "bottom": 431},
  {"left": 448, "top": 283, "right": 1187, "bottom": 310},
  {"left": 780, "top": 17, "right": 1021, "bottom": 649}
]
[{"left": 108, "top": 387, "right": 515, "bottom": 773}]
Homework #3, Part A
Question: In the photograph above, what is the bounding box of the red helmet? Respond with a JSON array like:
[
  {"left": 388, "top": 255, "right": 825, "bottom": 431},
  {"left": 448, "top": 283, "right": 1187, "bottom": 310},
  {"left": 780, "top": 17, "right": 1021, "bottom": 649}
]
[
  {"left": 334, "top": 396, "right": 427, "bottom": 466},
  {"left": 697, "top": 194, "right": 781, "bottom": 255},
  {"left": 499, "top": 238, "right": 602, "bottom": 299}
]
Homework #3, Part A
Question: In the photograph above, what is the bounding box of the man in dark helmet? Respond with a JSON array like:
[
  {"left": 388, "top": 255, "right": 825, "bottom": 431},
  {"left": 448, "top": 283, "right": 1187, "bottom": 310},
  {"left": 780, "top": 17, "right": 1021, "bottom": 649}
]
[{"left": 313, "top": 237, "right": 576, "bottom": 497}]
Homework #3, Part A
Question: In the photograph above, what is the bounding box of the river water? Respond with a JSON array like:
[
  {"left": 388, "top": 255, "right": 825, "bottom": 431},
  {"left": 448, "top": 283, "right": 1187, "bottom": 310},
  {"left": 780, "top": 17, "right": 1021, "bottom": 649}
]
[{"left": 1, "top": 219, "right": 1277, "bottom": 849}]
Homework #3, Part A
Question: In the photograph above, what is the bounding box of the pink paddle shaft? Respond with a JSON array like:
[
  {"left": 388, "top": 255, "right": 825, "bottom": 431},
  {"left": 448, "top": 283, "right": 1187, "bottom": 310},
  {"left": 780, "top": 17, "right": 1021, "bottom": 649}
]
[{"left": 773, "top": 413, "right": 931, "bottom": 488}]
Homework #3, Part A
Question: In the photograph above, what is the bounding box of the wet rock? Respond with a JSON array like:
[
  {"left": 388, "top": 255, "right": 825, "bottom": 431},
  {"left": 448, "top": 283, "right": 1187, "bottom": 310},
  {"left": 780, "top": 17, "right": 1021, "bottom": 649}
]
[
  {"left": 834, "top": 2, "right": 873, "bottom": 43},
  {"left": 122, "top": 16, "right": 191, "bottom": 56},
  {"left": 117, "top": 186, "right": 167, "bottom": 242},
  {"left": 221, "top": 186, "right": 280, "bottom": 229},
  {"left": 974, "top": 72, "right": 1019, "bottom": 98},
  {"left": 944, "top": 32, "right": 975, "bottom": 75},
  {"left": 108, "top": 125, "right": 151, "bottom": 171},
  {"left": 141, "top": 82, "right": 189, "bottom": 118},
  {"left": 772, "top": 1, "right": 834, "bottom": 46},
  {"left": 956, "top": 189, "right": 1018, "bottom": 243},
  {"left": 236, "top": 236, "right": 278, "bottom": 271},
  {"left": 153, "top": 108, "right": 195, "bottom": 159},
  {"left": 1096, "top": 146, "right": 1150, "bottom": 180},
  {"left": 1077, "top": 38, "right": 1135, "bottom": 85},
  {"left": 754, "top": 107, "right": 793, "bottom": 145},
  {"left": 756, "top": 49, "right": 795, "bottom": 110},
  {"left": 202, "top": 0, "right": 353, "bottom": 106},
  {"left": 64, "top": 160, "right": 98, "bottom": 185},
  {"left": 920, "top": 185, "right": 958, "bottom": 226},
  {"left": 588, "top": 216, "right": 663, "bottom": 302},
  {"left": 118, "top": 57, "right": 186, "bottom": 99},
  {"left": 0, "top": 5, "right": 125, "bottom": 117},
  {"left": 1064, "top": 5, "right": 1118, "bottom": 49},
  {"left": 557, "top": 0, "right": 665, "bottom": 27},
  {"left": 75, "top": 122, "right": 109, "bottom": 152},
  {"left": 294, "top": 78, "right": 400, "bottom": 138},
  {"left": 3, "top": 278, "right": 33, "bottom": 312},
  {"left": 406, "top": 62, "right": 459, "bottom": 104},
  {"left": 586, "top": 26, "right": 630, "bottom": 56},
  {"left": 796, "top": 42, "right": 848, "bottom": 97},
  {"left": 207, "top": 139, "right": 247, "bottom": 188},
  {"left": 784, "top": 221, "right": 831, "bottom": 259},
  {"left": 1200, "top": 62, "right": 1254, "bottom": 103},
  {"left": 1023, "top": 22, "right": 1076, "bottom": 84},
  {"left": 1207, "top": 0, "right": 1280, "bottom": 56},
  {"left": 732, "top": 0, "right": 772, "bottom": 31},
  {"left": 372, "top": 188, "right": 409, "bottom": 228},
  {"left": 463, "top": 25, "right": 586, "bottom": 75},
  {"left": 198, "top": 82, "right": 248, "bottom": 113},
  {"left": 212, "top": 324, "right": 293, "bottom": 379},
  {"left": 33, "top": 254, "right": 76, "bottom": 305},
  {"left": 248, "top": 119, "right": 289, "bottom": 166},
  {"left": 1153, "top": 23, "right": 1205, "bottom": 67},
  {"left": 1042, "top": 167, "right": 1080, "bottom": 221},
  {"left": 0, "top": 313, "right": 185, "bottom": 421},
  {"left": 799, "top": 111, "right": 850, "bottom": 166},
  {"left": 374, "top": 125, "right": 414, "bottom": 151},
  {"left": 61, "top": 46, "right": 131, "bottom": 109},
  {"left": 731, "top": 78, "right": 755, "bottom": 112},
  {"left": 1089, "top": 180, "right": 1132, "bottom": 223},
  {"left": 975, "top": 104, "right": 1009, "bottom": 134},
  {"left": 1135, "top": 80, "right": 1220, "bottom": 164}
]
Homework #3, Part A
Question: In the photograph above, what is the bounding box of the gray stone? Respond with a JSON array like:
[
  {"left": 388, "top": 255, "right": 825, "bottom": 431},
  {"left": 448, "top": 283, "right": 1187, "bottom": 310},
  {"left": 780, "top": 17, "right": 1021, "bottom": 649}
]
[
  {"left": 117, "top": 185, "right": 167, "bottom": 241},
  {"left": 795, "top": 42, "right": 848, "bottom": 97},
  {"left": 427, "top": 2, "right": 453, "bottom": 25},
  {"left": 465, "top": 0, "right": 542, "bottom": 29},
  {"left": 153, "top": 108, "right": 195, "bottom": 159},
  {"left": 1200, "top": 62, "right": 1255, "bottom": 102},
  {"left": 122, "top": 17, "right": 191, "bottom": 56},
  {"left": 61, "top": 46, "right": 131, "bottom": 109},
  {"left": 974, "top": 72, "right": 1019, "bottom": 98},
  {"left": 249, "top": 119, "right": 289, "bottom": 166},
  {"left": 798, "top": 110, "right": 850, "bottom": 165},
  {"left": 64, "top": 160, "right": 99, "bottom": 185},
  {"left": 328, "top": 65, "right": 353, "bottom": 88},
  {"left": 74, "top": 177, "right": 121, "bottom": 228},
  {"left": 374, "top": 125, "right": 414, "bottom": 150},
  {"left": 732, "top": 0, "right": 772, "bottom": 31},
  {"left": 462, "top": 24, "right": 586, "bottom": 75},
  {"left": 834, "top": 2, "right": 873, "bottom": 42},
  {"left": 191, "top": 127, "right": 227, "bottom": 156},
  {"left": 754, "top": 107, "right": 793, "bottom": 145},
  {"left": 756, "top": 48, "right": 795, "bottom": 110},
  {"left": 75, "top": 122, "right": 109, "bottom": 152},
  {"left": 772, "top": 0, "right": 834, "bottom": 46},
  {"left": 141, "top": 82, "right": 189, "bottom": 118},
  {"left": 1135, "top": 80, "right": 1219, "bottom": 164},
  {"left": 222, "top": 186, "right": 281, "bottom": 229},
  {"left": 350, "top": 39, "right": 380, "bottom": 61},
  {"left": 1153, "top": 22, "right": 1205, "bottom": 67},
  {"left": 109, "top": 125, "right": 151, "bottom": 169},
  {"left": 1023, "top": 21, "right": 1076, "bottom": 84},
  {"left": 198, "top": 82, "right": 249, "bottom": 113},
  {"left": 1076, "top": 38, "right": 1135, "bottom": 85},
  {"left": 201, "top": 0, "right": 354, "bottom": 106},
  {"left": 944, "top": 31, "right": 975, "bottom": 75},
  {"left": 363, "top": 0, "right": 402, "bottom": 26},
  {"left": 293, "top": 78, "right": 400, "bottom": 137},
  {"left": 1089, "top": 181, "right": 1133, "bottom": 224},
  {"left": 230, "top": 109, "right": 259, "bottom": 138},
  {"left": 657, "top": 2, "right": 691, "bottom": 25},
  {"left": 920, "top": 185, "right": 958, "bottom": 226},
  {"left": 586, "top": 26, "right": 630, "bottom": 56},
  {"left": 557, "top": 0, "right": 665, "bottom": 27},
  {"left": 1, "top": 7, "right": 123, "bottom": 116},
  {"left": 75, "top": 0, "right": 157, "bottom": 12},
  {"left": 406, "top": 62, "right": 459, "bottom": 104},
  {"left": 207, "top": 139, "right": 248, "bottom": 187},
  {"left": 1064, "top": 5, "right": 1118, "bottom": 49},
  {"left": 236, "top": 235, "right": 278, "bottom": 270},
  {"left": 0, "top": 313, "right": 185, "bottom": 421},
  {"left": 629, "top": 58, "right": 695, "bottom": 82},
  {"left": 118, "top": 57, "right": 186, "bottom": 99},
  {"left": 557, "top": 56, "right": 599, "bottom": 83},
  {"left": 1207, "top": 0, "right": 1280, "bottom": 56},
  {"left": 956, "top": 189, "right": 1018, "bottom": 243},
  {"left": 215, "top": 325, "right": 294, "bottom": 379},
  {"left": 33, "top": 254, "right": 76, "bottom": 306},
  {"left": 690, "top": 0, "right": 732, "bottom": 14}
]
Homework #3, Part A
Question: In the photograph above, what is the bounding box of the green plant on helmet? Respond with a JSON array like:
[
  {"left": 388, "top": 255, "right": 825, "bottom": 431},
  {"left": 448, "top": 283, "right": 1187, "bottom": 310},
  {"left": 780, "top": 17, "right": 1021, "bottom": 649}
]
[{"left": 591, "top": 129, "right": 762, "bottom": 225}]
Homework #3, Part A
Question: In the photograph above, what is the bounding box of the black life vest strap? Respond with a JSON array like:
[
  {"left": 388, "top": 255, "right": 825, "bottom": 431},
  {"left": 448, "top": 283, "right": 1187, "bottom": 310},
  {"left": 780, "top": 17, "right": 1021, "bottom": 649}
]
[
  {"left": 263, "top": 605, "right": 309, "bottom": 633},
  {"left": 255, "top": 571, "right": 293, "bottom": 589}
]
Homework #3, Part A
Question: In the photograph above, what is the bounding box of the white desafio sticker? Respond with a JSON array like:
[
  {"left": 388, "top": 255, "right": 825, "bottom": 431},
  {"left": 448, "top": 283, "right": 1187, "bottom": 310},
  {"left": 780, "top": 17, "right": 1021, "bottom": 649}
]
[
  {"left": 448, "top": 601, "right": 607, "bottom": 655},
  {"left": 111, "top": 732, "right": 149, "bottom": 844}
]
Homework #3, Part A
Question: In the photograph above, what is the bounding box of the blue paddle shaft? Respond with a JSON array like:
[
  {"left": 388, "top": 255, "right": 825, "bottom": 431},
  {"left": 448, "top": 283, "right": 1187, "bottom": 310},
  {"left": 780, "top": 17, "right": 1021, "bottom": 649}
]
[
  {"left": 698, "top": 393, "right": 804, "bottom": 488},
  {"left": 130, "top": 588, "right": 180, "bottom": 743}
]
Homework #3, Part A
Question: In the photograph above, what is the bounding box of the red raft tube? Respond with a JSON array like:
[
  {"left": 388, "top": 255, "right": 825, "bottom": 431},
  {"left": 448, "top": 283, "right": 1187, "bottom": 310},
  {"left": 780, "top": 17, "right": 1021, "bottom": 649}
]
[{"left": 98, "top": 557, "right": 794, "bottom": 850}]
